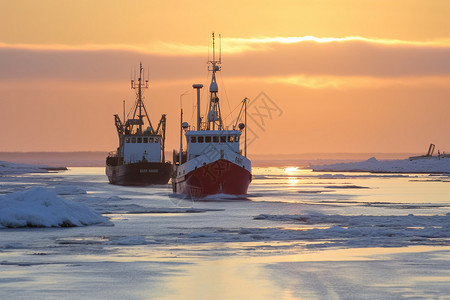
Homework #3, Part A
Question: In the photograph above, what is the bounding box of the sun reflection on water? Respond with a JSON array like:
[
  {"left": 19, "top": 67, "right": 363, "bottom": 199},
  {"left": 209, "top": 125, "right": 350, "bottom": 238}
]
[
  {"left": 284, "top": 167, "right": 300, "bottom": 173},
  {"left": 287, "top": 177, "right": 299, "bottom": 185}
]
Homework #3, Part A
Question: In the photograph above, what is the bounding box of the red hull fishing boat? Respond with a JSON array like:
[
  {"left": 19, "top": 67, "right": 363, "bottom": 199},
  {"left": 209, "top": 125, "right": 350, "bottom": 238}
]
[{"left": 172, "top": 34, "right": 252, "bottom": 197}]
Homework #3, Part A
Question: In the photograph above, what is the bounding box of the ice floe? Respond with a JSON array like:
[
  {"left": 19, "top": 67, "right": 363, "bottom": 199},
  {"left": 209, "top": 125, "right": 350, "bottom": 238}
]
[
  {"left": 55, "top": 185, "right": 87, "bottom": 195},
  {"left": 311, "top": 157, "right": 450, "bottom": 173},
  {"left": 0, "top": 187, "right": 111, "bottom": 228},
  {"left": 110, "top": 236, "right": 148, "bottom": 245},
  {"left": 146, "top": 213, "right": 450, "bottom": 249},
  {"left": 252, "top": 213, "right": 450, "bottom": 248},
  {"left": 0, "top": 160, "right": 66, "bottom": 175}
]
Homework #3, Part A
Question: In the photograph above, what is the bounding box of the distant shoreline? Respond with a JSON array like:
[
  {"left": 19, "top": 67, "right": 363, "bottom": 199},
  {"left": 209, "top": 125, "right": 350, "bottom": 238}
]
[
  {"left": 0, "top": 152, "right": 108, "bottom": 167},
  {"left": 311, "top": 157, "right": 450, "bottom": 174},
  {"left": 0, "top": 151, "right": 421, "bottom": 168}
]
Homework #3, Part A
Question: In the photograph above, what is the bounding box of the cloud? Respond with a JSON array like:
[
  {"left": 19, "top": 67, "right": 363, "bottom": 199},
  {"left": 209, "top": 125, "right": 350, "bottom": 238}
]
[
  {"left": 0, "top": 44, "right": 206, "bottom": 82},
  {"left": 1, "top": 36, "right": 450, "bottom": 85},
  {"left": 224, "top": 39, "right": 450, "bottom": 78},
  {"left": 222, "top": 36, "right": 450, "bottom": 50}
]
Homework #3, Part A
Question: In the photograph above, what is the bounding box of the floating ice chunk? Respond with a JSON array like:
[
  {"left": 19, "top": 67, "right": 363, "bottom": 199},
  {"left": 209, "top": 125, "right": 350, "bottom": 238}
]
[
  {"left": 324, "top": 185, "right": 369, "bottom": 189},
  {"left": 0, "top": 243, "right": 25, "bottom": 249},
  {"left": 203, "top": 193, "right": 250, "bottom": 201},
  {"left": 112, "top": 236, "right": 148, "bottom": 245},
  {"left": 312, "top": 157, "right": 450, "bottom": 173},
  {"left": 107, "top": 196, "right": 125, "bottom": 201},
  {"left": 252, "top": 213, "right": 450, "bottom": 247},
  {"left": 0, "top": 187, "right": 112, "bottom": 228},
  {"left": 55, "top": 185, "right": 87, "bottom": 195},
  {"left": 0, "top": 160, "right": 66, "bottom": 175}
]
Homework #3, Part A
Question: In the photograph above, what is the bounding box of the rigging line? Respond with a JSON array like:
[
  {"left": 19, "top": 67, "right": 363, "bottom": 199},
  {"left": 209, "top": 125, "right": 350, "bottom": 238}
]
[
  {"left": 126, "top": 104, "right": 133, "bottom": 120},
  {"left": 223, "top": 101, "right": 243, "bottom": 122},
  {"left": 202, "top": 38, "right": 211, "bottom": 124},
  {"left": 202, "top": 68, "right": 210, "bottom": 124},
  {"left": 204, "top": 35, "right": 212, "bottom": 121},
  {"left": 189, "top": 92, "right": 196, "bottom": 126},
  {"left": 126, "top": 91, "right": 138, "bottom": 119},
  {"left": 219, "top": 70, "right": 234, "bottom": 127}
]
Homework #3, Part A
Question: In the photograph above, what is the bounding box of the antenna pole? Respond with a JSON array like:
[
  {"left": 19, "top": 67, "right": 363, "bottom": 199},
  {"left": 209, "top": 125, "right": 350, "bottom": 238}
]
[
  {"left": 123, "top": 100, "right": 125, "bottom": 123},
  {"left": 219, "top": 34, "right": 222, "bottom": 63},
  {"left": 179, "top": 99, "right": 183, "bottom": 165},
  {"left": 179, "top": 91, "right": 189, "bottom": 164},
  {"left": 179, "top": 106, "right": 183, "bottom": 165},
  {"left": 206, "top": 32, "right": 223, "bottom": 131},
  {"left": 245, "top": 98, "right": 247, "bottom": 158},
  {"left": 130, "top": 62, "right": 153, "bottom": 133},
  {"left": 138, "top": 63, "right": 143, "bottom": 134},
  {"left": 212, "top": 32, "right": 215, "bottom": 61}
]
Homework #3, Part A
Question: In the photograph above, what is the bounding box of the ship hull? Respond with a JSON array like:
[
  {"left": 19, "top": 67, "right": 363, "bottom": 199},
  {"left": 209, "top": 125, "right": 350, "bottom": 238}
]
[
  {"left": 106, "top": 162, "right": 172, "bottom": 186},
  {"left": 172, "top": 159, "right": 252, "bottom": 197}
]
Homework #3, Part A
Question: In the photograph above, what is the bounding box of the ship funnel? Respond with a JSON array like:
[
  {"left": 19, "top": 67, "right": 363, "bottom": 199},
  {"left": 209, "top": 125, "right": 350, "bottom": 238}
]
[{"left": 193, "top": 84, "right": 203, "bottom": 130}]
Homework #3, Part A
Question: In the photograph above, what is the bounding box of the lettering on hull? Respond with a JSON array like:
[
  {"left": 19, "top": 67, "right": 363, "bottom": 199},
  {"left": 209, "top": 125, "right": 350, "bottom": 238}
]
[{"left": 140, "top": 169, "right": 159, "bottom": 173}]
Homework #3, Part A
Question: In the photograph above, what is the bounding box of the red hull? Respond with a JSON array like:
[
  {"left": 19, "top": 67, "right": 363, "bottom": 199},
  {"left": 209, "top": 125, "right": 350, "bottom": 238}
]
[{"left": 172, "top": 159, "right": 251, "bottom": 197}]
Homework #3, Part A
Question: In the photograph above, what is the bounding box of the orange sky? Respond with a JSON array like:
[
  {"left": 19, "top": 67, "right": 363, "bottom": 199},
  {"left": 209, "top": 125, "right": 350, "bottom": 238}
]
[{"left": 1, "top": 0, "right": 450, "bottom": 155}]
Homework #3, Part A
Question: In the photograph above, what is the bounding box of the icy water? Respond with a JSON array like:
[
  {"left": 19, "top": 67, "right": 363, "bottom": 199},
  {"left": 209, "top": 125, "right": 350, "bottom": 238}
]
[{"left": 1, "top": 167, "right": 450, "bottom": 299}]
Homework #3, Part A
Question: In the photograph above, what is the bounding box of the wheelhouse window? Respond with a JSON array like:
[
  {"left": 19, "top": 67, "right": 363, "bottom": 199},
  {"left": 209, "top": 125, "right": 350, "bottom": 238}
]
[
  {"left": 228, "top": 136, "right": 234, "bottom": 142},
  {"left": 154, "top": 138, "right": 159, "bottom": 143},
  {"left": 205, "top": 136, "right": 211, "bottom": 143},
  {"left": 132, "top": 137, "right": 136, "bottom": 143},
  {"left": 220, "top": 136, "right": 226, "bottom": 143},
  {"left": 213, "top": 136, "right": 219, "bottom": 143},
  {"left": 143, "top": 137, "right": 148, "bottom": 143},
  {"left": 235, "top": 136, "right": 239, "bottom": 142},
  {"left": 137, "top": 137, "right": 142, "bottom": 143},
  {"left": 126, "top": 137, "right": 130, "bottom": 143},
  {"left": 191, "top": 136, "right": 196, "bottom": 143},
  {"left": 149, "top": 137, "right": 154, "bottom": 143},
  {"left": 198, "top": 136, "right": 204, "bottom": 143}
]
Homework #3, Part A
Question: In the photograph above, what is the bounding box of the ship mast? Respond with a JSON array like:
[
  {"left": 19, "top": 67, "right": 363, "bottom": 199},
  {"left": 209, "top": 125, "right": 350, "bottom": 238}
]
[
  {"left": 206, "top": 33, "right": 223, "bottom": 131},
  {"left": 131, "top": 62, "right": 154, "bottom": 134}
]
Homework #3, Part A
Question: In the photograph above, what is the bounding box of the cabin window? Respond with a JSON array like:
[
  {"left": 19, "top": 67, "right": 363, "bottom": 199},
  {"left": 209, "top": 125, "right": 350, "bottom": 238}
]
[
  {"left": 235, "top": 136, "right": 239, "bottom": 142},
  {"left": 149, "top": 137, "right": 154, "bottom": 143},
  {"left": 228, "top": 136, "right": 234, "bottom": 142},
  {"left": 220, "top": 136, "right": 226, "bottom": 143},
  {"left": 154, "top": 138, "right": 159, "bottom": 143},
  {"left": 137, "top": 137, "right": 142, "bottom": 143},
  {"left": 205, "top": 136, "right": 211, "bottom": 143},
  {"left": 198, "top": 136, "right": 204, "bottom": 143},
  {"left": 132, "top": 137, "right": 136, "bottom": 143},
  {"left": 213, "top": 136, "right": 219, "bottom": 143},
  {"left": 143, "top": 137, "right": 148, "bottom": 143},
  {"left": 191, "top": 136, "right": 196, "bottom": 143},
  {"left": 126, "top": 137, "right": 130, "bottom": 143}
]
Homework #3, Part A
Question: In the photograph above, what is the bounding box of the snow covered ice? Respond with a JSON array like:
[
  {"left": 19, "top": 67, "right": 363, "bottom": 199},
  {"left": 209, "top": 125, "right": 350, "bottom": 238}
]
[
  {"left": 0, "top": 187, "right": 110, "bottom": 228},
  {"left": 0, "top": 160, "right": 64, "bottom": 175},
  {"left": 0, "top": 162, "right": 450, "bottom": 299},
  {"left": 311, "top": 156, "right": 450, "bottom": 173}
]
